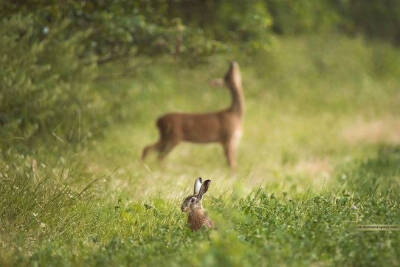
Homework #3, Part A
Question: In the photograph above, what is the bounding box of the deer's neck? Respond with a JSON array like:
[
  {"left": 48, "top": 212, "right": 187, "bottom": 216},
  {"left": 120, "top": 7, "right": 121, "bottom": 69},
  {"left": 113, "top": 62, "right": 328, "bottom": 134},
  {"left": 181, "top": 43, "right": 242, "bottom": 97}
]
[{"left": 228, "top": 84, "right": 244, "bottom": 117}]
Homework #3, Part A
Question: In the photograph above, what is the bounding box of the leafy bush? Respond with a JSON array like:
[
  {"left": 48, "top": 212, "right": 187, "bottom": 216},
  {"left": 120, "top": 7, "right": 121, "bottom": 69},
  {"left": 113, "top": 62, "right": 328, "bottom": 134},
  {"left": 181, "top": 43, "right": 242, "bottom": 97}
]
[
  {"left": 339, "top": 0, "right": 400, "bottom": 44},
  {"left": 265, "top": 0, "right": 400, "bottom": 44},
  {"left": 1, "top": 0, "right": 228, "bottom": 64},
  {"left": 0, "top": 14, "right": 98, "bottom": 149},
  {"left": 266, "top": 0, "right": 341, "bottom": 34}
]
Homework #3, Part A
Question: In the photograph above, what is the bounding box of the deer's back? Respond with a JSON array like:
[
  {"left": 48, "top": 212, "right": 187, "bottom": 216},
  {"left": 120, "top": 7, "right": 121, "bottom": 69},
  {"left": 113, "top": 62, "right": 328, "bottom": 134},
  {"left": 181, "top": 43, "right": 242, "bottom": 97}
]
[{"left": 157, "top": 111, "right": 240, "bottom": 143}]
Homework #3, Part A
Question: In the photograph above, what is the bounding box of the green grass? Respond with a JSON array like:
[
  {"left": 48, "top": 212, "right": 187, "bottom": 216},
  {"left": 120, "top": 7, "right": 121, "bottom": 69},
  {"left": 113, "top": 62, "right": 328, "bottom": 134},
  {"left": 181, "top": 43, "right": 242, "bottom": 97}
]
[{"left": 1, "top": 35, "right": 400, "bottom": 266}]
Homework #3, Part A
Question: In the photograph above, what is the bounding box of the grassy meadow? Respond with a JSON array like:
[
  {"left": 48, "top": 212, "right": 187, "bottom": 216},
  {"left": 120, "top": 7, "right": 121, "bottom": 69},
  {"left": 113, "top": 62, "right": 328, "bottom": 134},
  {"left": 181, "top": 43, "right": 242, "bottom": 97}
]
[{"left": 1, "top": 35, "right": 400, "bottom": 266}]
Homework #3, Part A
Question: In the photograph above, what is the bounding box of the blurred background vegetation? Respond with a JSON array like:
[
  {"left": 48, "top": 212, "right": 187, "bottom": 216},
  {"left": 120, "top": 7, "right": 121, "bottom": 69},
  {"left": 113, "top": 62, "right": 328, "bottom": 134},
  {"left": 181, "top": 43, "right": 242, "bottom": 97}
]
[
  {"left": 2, "top": 0, "right": 400, "bottom": 150},
  {"left": 1, "top": 1, "right": 400, "bottom": 266}
]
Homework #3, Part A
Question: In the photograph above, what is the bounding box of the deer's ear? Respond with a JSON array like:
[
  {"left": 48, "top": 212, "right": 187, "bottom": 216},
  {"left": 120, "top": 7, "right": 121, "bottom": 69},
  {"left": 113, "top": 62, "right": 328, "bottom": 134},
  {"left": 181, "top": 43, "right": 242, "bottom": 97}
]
[
  {"left": 209, "top": 78, "right": 224, "bottom": 87},
  {"left": 194, "top": 177, "right": 202, "bottom": 195},
  {"left": 198, "top": 180, "right": 211, "bottom": 199}
]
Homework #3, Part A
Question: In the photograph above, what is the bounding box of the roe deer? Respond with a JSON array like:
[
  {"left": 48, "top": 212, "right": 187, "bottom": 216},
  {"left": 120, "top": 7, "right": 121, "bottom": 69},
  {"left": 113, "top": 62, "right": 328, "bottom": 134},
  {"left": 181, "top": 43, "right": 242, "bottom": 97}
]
[{"left": 141, "top": 61, "right": 244, "bottom": 168}]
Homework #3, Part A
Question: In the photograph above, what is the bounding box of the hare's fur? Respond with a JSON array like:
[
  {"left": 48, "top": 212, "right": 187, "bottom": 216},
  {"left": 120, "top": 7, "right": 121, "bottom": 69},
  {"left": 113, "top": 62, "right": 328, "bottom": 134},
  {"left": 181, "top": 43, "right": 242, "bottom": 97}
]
[
  {"left": 188, "top": 208, "right": 213, "bottom": 231},
  {"left": 181, "top": 178, "right": 213, "bottom": 231}
]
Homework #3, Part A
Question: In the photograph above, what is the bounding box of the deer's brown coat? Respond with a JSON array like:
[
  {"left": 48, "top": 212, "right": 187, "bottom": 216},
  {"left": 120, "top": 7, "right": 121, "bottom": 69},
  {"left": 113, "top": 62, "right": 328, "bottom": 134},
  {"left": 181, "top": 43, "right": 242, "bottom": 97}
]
[{"left": 142, "top": 61, "right": 244, "bottom": 168}]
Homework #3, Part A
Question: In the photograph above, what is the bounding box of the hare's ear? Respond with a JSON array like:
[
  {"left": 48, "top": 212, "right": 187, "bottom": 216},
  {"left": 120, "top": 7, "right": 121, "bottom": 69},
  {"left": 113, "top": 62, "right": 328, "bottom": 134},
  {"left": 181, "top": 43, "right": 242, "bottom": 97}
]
[
  {"left": 198, "top": 180, "right": 211, "bottom": 199},
  {"left": 194, "top": 177, "right": 202, "bottom": 195}
]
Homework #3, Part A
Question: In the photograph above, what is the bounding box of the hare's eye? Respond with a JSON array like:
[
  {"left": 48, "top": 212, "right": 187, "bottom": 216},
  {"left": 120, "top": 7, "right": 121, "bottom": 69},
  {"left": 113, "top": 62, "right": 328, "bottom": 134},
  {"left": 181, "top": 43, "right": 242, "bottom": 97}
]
[{"left": 190, "top": 198, "right": 196, "bottom": 203}]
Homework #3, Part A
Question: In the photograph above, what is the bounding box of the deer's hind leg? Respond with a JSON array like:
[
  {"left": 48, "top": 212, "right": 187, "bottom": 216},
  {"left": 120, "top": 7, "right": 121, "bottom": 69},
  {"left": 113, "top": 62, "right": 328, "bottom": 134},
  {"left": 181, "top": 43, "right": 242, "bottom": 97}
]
[
  {"left": 157, "top": 138, "right": 179, "bottom": 161},
  {"left": 142, "top": 118, "right": 180, "bottom": 162},
  {"left": 141, "top": 141, "right": 163, "bottom": 160},
  {"left": 142, "top": 137, "right": 179, "bottom": 161}
]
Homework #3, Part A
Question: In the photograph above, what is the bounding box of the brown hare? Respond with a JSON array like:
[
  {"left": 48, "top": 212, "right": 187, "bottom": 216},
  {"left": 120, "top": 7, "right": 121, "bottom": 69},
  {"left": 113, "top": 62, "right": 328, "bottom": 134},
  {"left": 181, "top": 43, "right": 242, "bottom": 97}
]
[{"left": 181, "top": 177, "right": 213, "bottom": 231}]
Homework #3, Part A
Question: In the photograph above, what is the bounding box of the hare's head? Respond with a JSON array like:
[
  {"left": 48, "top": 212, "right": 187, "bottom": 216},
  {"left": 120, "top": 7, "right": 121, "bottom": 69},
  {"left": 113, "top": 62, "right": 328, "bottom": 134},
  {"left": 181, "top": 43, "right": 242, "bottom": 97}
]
[{"left": 181, "top": 177, "right": 211, "bottom": 213}]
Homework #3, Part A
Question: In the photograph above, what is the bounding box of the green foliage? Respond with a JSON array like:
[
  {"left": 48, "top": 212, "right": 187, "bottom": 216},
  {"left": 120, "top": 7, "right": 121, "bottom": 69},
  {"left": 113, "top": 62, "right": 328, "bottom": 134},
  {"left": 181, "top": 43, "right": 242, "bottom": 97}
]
[
  {"left": 237, "top": 181, "right": 400, "bottom": 266},
  {"left": 215, "top": 0, "right": 273, "bottom": 52},
  {"left": 339, "top": 146, "right": 400, "bottom": 198},
  {"left": 0, "top": 150, "right": 87, "bottom": 236},
  {"left": 0, "top": 14, "right": 98, "bottom": 148},
  {"left": 1, "top": 0, "right": 229, "bottom": 64},
  {"left": 266, "top": 0, "right": 341, "bottom": 34},
  {"left": 339, "top": 0, "right": 400, "bottom": 43},
  {"left": 264, "top": 0, "right": 400, "bottom": 44}
]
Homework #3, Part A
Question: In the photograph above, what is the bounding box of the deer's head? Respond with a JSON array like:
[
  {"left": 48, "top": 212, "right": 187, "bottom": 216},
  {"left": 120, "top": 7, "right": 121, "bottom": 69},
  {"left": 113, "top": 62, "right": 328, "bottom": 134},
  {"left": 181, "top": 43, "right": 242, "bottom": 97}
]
[
  {"left": 224, "top": 61, "right": 242, "bottom": 89},
  {"left": 209, "top": 61, "right": 242, "bottom": 90}
]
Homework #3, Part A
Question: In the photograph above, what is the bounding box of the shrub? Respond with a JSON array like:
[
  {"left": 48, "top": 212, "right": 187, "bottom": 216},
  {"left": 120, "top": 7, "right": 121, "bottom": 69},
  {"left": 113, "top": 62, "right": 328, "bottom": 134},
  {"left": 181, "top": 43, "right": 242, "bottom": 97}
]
[{"left": 0, "top": 15, "right": 98, "bottom": 149}]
